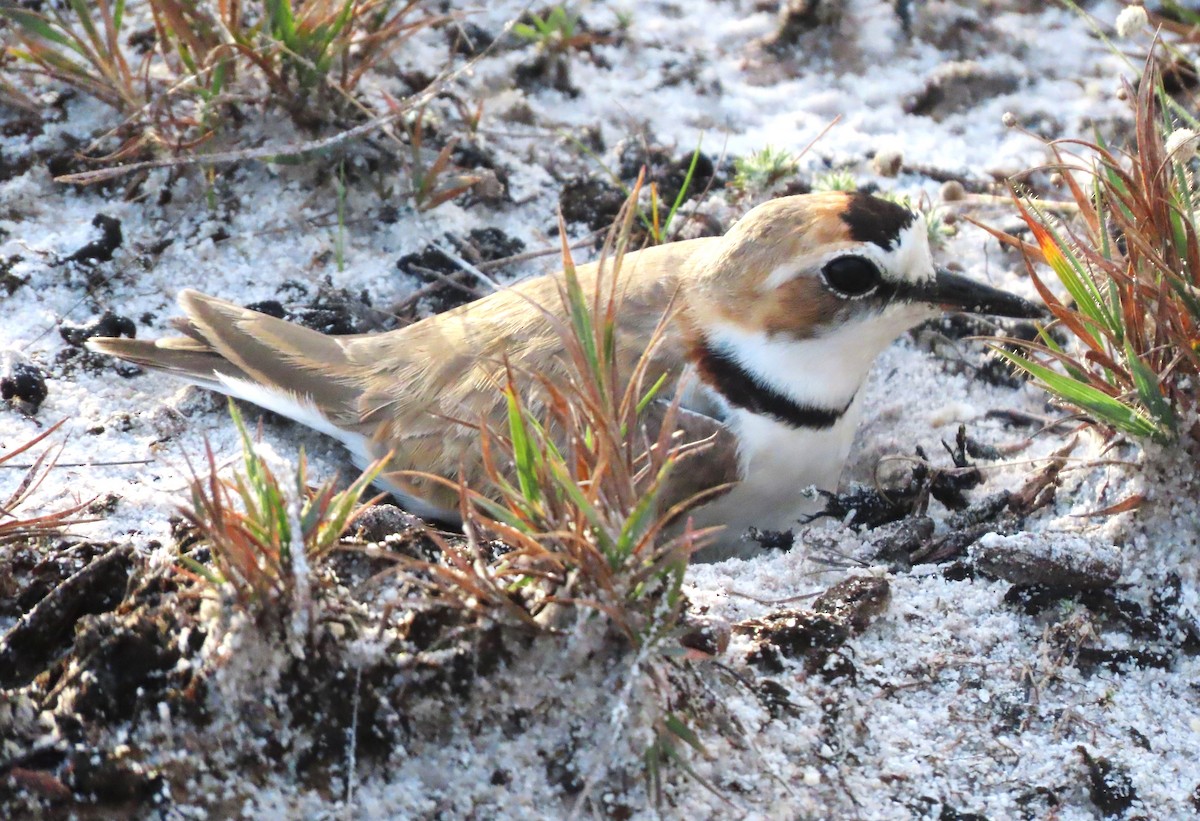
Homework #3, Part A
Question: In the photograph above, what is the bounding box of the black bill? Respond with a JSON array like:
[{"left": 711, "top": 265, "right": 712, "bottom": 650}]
[{"left": 907, "top": 266, "right": 1045, "bottom": 319}]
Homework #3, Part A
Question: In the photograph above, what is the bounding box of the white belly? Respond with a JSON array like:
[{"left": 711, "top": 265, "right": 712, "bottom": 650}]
[{"left": 690, "top": 398, "right": 862, "bottom": 561}]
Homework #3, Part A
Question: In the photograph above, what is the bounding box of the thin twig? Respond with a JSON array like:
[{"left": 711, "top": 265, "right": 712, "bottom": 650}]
[
  {"left": 431, "top": 243, "right": 504, "bottom": 292},
  {"left": 0, "top": 459, "right": 156, "bottom": 469}
]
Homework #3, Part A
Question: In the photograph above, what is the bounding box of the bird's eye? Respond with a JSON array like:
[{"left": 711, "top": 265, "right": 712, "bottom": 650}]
[{"left": 821, "top": 256, "right": 882, "bottom": 298}]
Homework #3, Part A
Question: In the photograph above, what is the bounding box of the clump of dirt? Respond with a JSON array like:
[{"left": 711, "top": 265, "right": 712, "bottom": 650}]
[
  {"left": 1, "top": 352, "right": 48, "bottom": 414},
  {"left": 446, "top": 21, "right": 498, "bottom": 58},
  {"left": 759, "top": 0, "right": 842, "bottom": 54},
  {"left": 1078, "top": 747, "right": 1138, "bottom": 817},
  {"left": 395, "top": 227, "right": 527, "bottom": 316},
  {"left": 0, "top": 255, "right": 26, "bottom": 296},
  {"left": 0, "top": 531, "right": 505, "bottom": 817},
  {"left": 616, "top": 139, "right": 723, "bottom": 208},
  {"left": 904, "top": 61, "right": 1021, "bottom": 121},
  {"left": 56, "top": 214, "right": 124, "bottom": 267},
  {"left": 0, "top": 543, "right": 194, "bottom": 816},
  {"left": 558, "top": 175, "right": 627, "bottom": 232},
  {"left": 59, "top": 309, "right": 137, "bottom": 347},
  {"left": 736, "top": 576, "right": 889, "bottom": 679},
  {"left": 804, "top": 425, "right": 1073, "bottom": 568},
  {"left": 1001, "top": 571, "right": 1199, "bottom": 676},
  {"left": 813, "top": 425, "right": 987, "bottom": 528},
  {"left": 246, "top": 279, "right": 395, "bottom": 335}
]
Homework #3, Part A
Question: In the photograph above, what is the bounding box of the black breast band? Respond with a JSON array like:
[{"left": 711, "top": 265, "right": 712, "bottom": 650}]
[{"left": 693, "top": 340, "right": 854, "bottom": 430}]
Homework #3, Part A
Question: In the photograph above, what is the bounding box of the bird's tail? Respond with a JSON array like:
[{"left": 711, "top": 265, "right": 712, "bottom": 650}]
[{"left": 88, "top": 289, "right": 362, "bottom": 443}]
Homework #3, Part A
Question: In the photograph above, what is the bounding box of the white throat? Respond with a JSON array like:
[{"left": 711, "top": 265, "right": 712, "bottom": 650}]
[{"left": 705, "top": 316, "right": 917, "bottom": 411}]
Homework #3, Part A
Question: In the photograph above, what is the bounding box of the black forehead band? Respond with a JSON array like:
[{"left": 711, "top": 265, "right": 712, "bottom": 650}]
[{"left": 839, "top": 193, "right": 916, "bottom": 250}]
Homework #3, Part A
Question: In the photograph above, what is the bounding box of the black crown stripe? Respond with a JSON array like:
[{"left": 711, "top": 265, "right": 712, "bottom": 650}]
[{"left": 840, "top": 192, "right": 916, "bottom": 250}]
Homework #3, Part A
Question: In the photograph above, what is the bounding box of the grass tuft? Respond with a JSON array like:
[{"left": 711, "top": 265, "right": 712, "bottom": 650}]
[
  {"left": 399, "top": 177, "right": 722, "bottom": 637},
  {"left": 178, "top": 401, "right": 383, "bottom": 618},
  {"left": 391, "top": 176, "right": 729, "bottom": 794},
  {"left": 980, "top": 54, "right": 1200, "bottom": 447},
  {"left": 811, "top": 168, "right": 857, "bottom": 192},
  {"left": 513, "top": 5, "right": 583, "bottom": 52},
  {"left": 731, "top": 145, "right": 799, "bottom": 193},
  {"left": 1, "top": 0, "right": 440, "bottom": 158}
]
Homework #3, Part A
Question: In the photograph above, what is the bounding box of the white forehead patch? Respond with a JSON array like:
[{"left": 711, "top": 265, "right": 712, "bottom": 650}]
[{"left": 882, "top": 216, "right": 936, "bottom": 284}]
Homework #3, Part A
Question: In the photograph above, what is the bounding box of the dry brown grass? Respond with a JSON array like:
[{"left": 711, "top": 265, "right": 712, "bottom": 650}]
[
  {"left": 0, "top": 421, "right": 92, "bottom": 545},
  {"left": 1, "top": 0, "right": 442, "bottom": 160}
]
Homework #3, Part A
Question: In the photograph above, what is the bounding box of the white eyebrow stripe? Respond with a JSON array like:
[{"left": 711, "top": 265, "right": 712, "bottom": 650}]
[
  {"left": 763, "top": 251, "right": 837, "bottom": 290},
  {"left": 761, "top": 214, "right": 935, "bottom": 290}
]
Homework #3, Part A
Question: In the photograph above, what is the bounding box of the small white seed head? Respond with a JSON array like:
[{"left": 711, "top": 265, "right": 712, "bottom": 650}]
[
  {"left": 1001, "top": 111, "right": 1018, "bottom": 128},
  {"left": 872, "top": 147, "right": 904, "bottom": 177},
  {"left": 940, "top": 180, "right": 966, "bottom": 202},
  {"left": 1165, "top": 127, "right": 1200, "bottom": 160},
  {"left": 1115, "top": 5, "right": 1148, "bottom": 39}
]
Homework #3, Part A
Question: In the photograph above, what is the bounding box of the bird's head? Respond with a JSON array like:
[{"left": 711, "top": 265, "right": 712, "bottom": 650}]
[{"left": 692, "top": 191, "right": 1042, "bottom": 347}]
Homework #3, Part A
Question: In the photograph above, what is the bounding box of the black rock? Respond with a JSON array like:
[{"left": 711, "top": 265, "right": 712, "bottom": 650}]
[
  {"left": 60, "top": 214, "right": 123, "bottom": 265},
  {"left": 60, "top": 309, "right": 137, "bottom": 347},
  {"left": 447, "top": 21, "right": 496, "bottom": 57},
  {"left": 1, "top": 351, "right": 48, "bottom": 413},
  {"left": 1078, "top": 746, "right": 1137, "bottom": 817}
]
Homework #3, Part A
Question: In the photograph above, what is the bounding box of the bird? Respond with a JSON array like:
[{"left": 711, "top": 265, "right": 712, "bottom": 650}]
[{"left": 89, "top": 191, "right": 1042, "bottom": 560}]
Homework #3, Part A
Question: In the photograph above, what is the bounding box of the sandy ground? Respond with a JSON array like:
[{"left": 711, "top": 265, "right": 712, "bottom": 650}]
[{"left": 3, "top": 0, "right": 1199, "bottom": 818}]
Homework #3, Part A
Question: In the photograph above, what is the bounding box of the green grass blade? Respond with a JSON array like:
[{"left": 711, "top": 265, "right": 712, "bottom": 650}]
[
  {"left": 615, "top": 465, "right": 671, "bottom": 560},
  {"left": 636, "top": 373, "right": 670, "bottom": 416},
  {"left": 994, "top": 350, "right": 1163, "bottom": 440},
  {"left": 505, "top": 389, "right": 542, "bottom": 505},
  {"left": 545, "top": 458, "right": 616, "bottom": 557},
  {"left": 1026, "top": 198, "right": 1120, "bottom": 336},
  {"left": 65, "top": 0, "right": 104, "bottom": 54},
  {"left": 663, "top": 712, "right": 706, "bottom": 754},
  {"left": 663, "top": 136, "right": 703, "bottom": 238},
  {"left": 4, "top": 10, "right": 82, "bottom": 53},
  {"left": 1124, "top": 340, "right": 1176, "bottom": 433}
]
